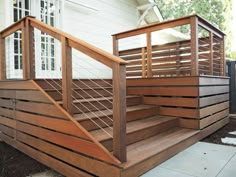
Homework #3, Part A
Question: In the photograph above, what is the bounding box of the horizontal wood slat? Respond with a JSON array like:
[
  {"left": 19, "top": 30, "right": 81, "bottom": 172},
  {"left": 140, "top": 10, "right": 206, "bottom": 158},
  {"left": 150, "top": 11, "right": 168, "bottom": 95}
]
[
  {"left": 200, "top": 101, "right": 229, "bottom": 118},
  {"left": 199, "top": 94, "right": 229, "bottom": 107},
  {"left": 0, "top": 116, "right": 16, "bottom": 128},
  {"left": 16, "top": 90, "right": 51, "bottom": 103},
  {"left": 159, "top": 107, "right": 199, "bottom": 118},
  {"left": 0, "top": 81, "right": 37, "bottom": 90},
  {"left": 199, "top": 86, "right": 229, "bottom": 96},
  {"left": 128, "top": 87, "right": 198, "bottom": 97}
]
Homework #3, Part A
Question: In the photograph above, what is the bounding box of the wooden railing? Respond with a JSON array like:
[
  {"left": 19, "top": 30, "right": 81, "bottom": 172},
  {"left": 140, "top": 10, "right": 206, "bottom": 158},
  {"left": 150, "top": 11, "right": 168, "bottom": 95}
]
[
  {"left": 0, "top": 16, "right": 127, "bottom": 162},
  {"left": 112, "top": 14, "right": 225, "bottom": 78}
]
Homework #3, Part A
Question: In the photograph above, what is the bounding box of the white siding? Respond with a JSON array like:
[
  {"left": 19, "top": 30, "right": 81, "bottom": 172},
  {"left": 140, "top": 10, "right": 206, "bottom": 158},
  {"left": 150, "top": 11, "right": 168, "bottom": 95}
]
[{"left": 63, "top": 0, "right": 139, "bottom": 78}]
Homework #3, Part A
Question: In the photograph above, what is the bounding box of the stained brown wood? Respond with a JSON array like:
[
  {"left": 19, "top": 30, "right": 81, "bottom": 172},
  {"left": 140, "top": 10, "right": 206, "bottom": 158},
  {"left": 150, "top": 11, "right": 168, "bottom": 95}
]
[
  {"left": 61, "top": 37, "right": 73, "bottom": 114},
  {"left": 0, "top": 124, "right": 15, "bottom": 137},
  {"left": 199, "top": 93, "right": 229, "bottom": 107},
  {"left": 159, "top": 107, "right": 199, "bottom": 118},
  {"left": 0, "top": 80, "right": 37, "bottom": 89},
  {"left": 16, "top": 90, "right": 51, "bottom": 103},
  {"left": 128, "top": 87, "right": 198, "bottom": 97},
  {"left": 200, "top": 101, "right": 229, "bottom": 118},
  {"left": 16, "top": 140, "right": 93, "bottom": 177},
  {"left": 143, "top": 97, "right": 198, "bottom": 108},
  {"left": 190, "top": 16, "right": 199, "bottom": 76},
  {"left": 209, "top": 32, "right": 213, "bottom": 75},
  {"left": 199, "top": 86, "right": 229, "bottom": 96},
  {"left": 141, "top": 47, "right": 146, "bottom": 78},
  {"left": 112, "top": 63, "right": 127, "bottom": 162},
  {"left": 0, "top": 34, "right": 6, "bottom": 80},
  {"left": 0, "top": 116, "right": 16, "bottom": 128},
  {"left": 21, "top": 21, "right": 27, "bottom": 80},
  {"left": 146, "top": 32, "right": 152, "bottom": 77},
  {"left": 16, "top": 131, "right": 120, "bottom": 177},
  {"left": 16, "top": 111, "right": 90, "bottom": 139}
]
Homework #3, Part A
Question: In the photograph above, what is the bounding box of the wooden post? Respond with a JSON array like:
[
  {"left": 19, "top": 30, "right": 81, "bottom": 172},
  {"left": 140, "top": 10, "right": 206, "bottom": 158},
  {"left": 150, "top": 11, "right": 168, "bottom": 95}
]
[
  {"left": 0, "top": 34, "right": 6, "bottom": 80},
  {"left": 190, "top": 16, "right": 199, "bottom": 76},
  {"left": 220, "top": 36, "right": 225, "bottom": 76},
  {"left": 21, "top": 21, "right": 28, "bottom": 80},
  {"left": 146, "top": 32, "right": 152, "bottom": 77},
  {"left": 25, "top": 18, "right": 35, "bottom": 79},
  {"left": 176, "top": 42, "right": 180, "bottom": 76},
  {"left": 113, "top": 36, "right": 119, "bottom": 56},
  {"left": 209, "top": 32, "right": 213, "bottom": 75},
  {"left": 141, "top": 47, "right": 146, "bottom": 78},
  {"left": 61, "top": 37, "right": 73, "bottom": 115},
  {"left": 112, "top": 63, "right": 126, "bottom": 162}
]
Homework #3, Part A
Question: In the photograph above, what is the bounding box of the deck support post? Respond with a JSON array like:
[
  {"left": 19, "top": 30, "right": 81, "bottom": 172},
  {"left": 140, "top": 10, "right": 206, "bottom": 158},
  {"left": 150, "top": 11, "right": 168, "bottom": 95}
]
[
  {"left": 21, "top": 21, "right": 28, "bottom": 80},
  {"left": 146, "top": 32, "right": 152, "bottom": 77},
  {"left": 112, "top": 63, "right": 127, "bottom": 162},
  {"left": 190, "top": 16, "right": 199, "bottom": 76},
  {"left": 0, "top": 34, "right": 6, "bottom": 80},
  {"left": 61, "top": 37, "right": 73, "bottom": 115}
]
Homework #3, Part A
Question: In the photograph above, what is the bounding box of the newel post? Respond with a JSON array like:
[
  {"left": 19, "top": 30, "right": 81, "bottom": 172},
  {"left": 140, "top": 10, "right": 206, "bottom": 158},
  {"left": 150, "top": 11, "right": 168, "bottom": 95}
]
[
  {"left": 146, "top": 32, "right": 152, "bottom": 77},
  {"left": 22, "top": 17, "right": 35, "bottom": 80},
  {"left": 190, "top": 16, "right": 199, "bottom": 76},
  {"left": 61, "top": 37, "right": 73, "bottom": 115},
  {"left": 220, "top": 36, "right": 225, "bottom": 76},
  {"left": 0, "top": 33, "right": 6, "bottom": 80},
  {"left": 112, "top": 62, "right": 127, "bottom": 162}
]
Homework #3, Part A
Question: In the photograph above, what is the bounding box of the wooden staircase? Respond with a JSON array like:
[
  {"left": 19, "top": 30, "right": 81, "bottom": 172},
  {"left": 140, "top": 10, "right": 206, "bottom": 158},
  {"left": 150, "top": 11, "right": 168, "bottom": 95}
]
[{"left": 36, "top": 79, "right": 200, "bottom": 176}]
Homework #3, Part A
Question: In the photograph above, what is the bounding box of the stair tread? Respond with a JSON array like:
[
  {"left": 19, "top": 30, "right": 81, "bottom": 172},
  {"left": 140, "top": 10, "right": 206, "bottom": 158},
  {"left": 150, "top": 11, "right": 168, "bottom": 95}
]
[
  {"left": 57, "top": 95, "right": 139, "bottom": 104},
  {"left": 123, "top": 127, "right": 199, "bottom": 168},
  {"left": 90, "top": 115, "right": 177, "bottom": 142},
  {"left": 74, "top": 104, "right": 158, "bottom": 121}
]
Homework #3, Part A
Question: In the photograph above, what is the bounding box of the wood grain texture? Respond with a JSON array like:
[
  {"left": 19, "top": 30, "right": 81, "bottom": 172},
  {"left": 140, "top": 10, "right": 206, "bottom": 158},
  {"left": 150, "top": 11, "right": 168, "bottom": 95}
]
[{"left": 200, "top": 101, "right": 229, "bottom": 118}]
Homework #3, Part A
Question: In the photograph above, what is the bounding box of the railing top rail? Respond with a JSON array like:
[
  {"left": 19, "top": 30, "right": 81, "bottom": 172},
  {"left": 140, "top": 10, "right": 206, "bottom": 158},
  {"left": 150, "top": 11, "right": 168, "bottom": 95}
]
[
  {"left": 0, "top": 16, "right": 127, "bottom": 68},
  {"left": 112, "top": 14, "right": 225, "bottom": 40}
]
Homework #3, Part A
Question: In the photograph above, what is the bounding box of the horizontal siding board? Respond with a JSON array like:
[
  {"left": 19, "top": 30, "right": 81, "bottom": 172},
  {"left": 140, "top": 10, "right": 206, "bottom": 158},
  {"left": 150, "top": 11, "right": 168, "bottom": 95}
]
[
  {"left": 179, "top": 119, "right": 199, "bottom": 129},
  {"left": 199, "top": 86, "right": 229, "bottom": 96},
  {"left": 143, "top": 97, "right": 198, "bottom": 107},
  {"left": 127, "top": 77, "right": 199, "bottom": 86},
  {"left": 0, "top": 132, "right": 16, "bottom": 148},
  {"left": 16, "top": 140, "right": 93, "bottom": 177},
  {"left": 128, "top": 87, "right": 198, "bottom": 97},
  {"left": 0, "top": 81, "right": 37, "bottom": 90},
  {"left": 16, "top": 121, "right": 115, "bottom": 163},
  {"left": 16, "top": 101, "right": 67, "bottom": 119},
  {"left": 0, "top": 124, "right": 15, "bottom": 137},
  {"left": 199, "top": 77, "right": 229, "bottom": 85},
  {"left": 0, "top": 90, "right": 15, "bottom": 98},
  {"left": 0, "top": 107, "right": 15, "bottom": 118},
  {"left": 16, "top": 111, "right": 90, "bottom": 140},
  {"left": 0, "top": 116, "right": 16, "bottom": 128},
  {"left": 199, "top": 94, "right": 229, "bottom": 107},
  {"left": 0, "top": 98, "right": 14, "bottom": 108},
  {"left": 16, "top": 90, "right": 51, "bottom": 103},
  {"left": 200, "top": 109, "right": 229, "bottom": 129},
  {"left": 159, "top": 107, "right": 199, "bottom": 118},
  {"left": 200, "top": 101, "right": 229, "bottom": 118},
  {"left": 16, "top": 132, "right": 120, "bottom": 177}
]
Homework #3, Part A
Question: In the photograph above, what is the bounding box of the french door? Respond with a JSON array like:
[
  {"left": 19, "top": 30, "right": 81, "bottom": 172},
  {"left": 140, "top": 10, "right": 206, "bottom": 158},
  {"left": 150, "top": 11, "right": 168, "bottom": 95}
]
[{"left": 8, "top": 0, "right": 62, "bottom": 79}]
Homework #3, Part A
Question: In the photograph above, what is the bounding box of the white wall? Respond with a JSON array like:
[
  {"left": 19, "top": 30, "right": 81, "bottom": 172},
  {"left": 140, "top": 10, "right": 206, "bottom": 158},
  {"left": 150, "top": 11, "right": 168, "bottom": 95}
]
[
  {"left": 63, "top": 0, "right": 139, "bottom": 78},
  {"left": 0, "top": 0, "right": 6, "bottom": 31}
]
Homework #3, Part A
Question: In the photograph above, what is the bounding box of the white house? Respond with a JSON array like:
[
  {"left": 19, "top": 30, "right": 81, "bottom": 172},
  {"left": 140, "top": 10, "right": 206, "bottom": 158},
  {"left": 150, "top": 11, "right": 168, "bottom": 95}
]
[{"left": 0, "top": 0, "right": 186, "bottom": 79}]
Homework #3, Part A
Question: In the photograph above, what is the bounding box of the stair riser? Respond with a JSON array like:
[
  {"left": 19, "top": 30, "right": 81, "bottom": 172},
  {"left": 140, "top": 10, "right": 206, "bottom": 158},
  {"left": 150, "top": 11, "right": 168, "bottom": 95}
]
[
  {"left": 72, "top": 97, "right": 142, "bottom": 114},
  {"left": 79, "top": 107, "right": 159, "bottom": 131},
  {"left": 47, "top": 88, "right": 113, "bottom": 101},
  {"left": 101, "top": 119, "right": 178, "bottom": 151}
]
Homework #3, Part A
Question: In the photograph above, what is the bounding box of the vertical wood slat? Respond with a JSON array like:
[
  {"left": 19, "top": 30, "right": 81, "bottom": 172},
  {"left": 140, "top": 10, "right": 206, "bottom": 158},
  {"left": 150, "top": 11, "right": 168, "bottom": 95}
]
[
  {"left": 190, "top": 16, "right": 199, "bottom": 76},
  {"left": 176, "top": 42, "right": 180, "bottom": 76},
  {"left": 141, "top": 47, "right": 146, "bottom": 78},
  {"left": 25, "top": 18, "right": 35, "bottom": 79},
  {"left": 220, "top": 37, "right": 225, "bottom": 76},
  {"left": 61, "top": 37, "right": 73, "bottom": 115},
  {"left": 146, "top": 32, "right": 152, "bottom": 77},
  {"left": 209, "top": 32, "right": 213, "bottom": 75},
  {"left": 112, "top": 63, "right": 126, "bottom": 162},
  {"left": 0, "top": 34, "right": 6, "bottom": 80}
]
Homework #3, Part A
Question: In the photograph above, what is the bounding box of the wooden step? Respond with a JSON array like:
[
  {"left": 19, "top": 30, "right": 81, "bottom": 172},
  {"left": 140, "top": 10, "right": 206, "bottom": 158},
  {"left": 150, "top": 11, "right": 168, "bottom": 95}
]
[
  {"left": 60, "top": 95, "right": 142, "bottom": 114},
  {"left": 90, "top": 115, "right": 178, "bottom": 151},
  {"left": 46, "top": 87, "right": 113, "bottom": 101},
  {"left": 121, "top": 128, "right": 199, "bottom": 177},
  {"left": 74, "top": 104, "right": 159, "bottom": 131}
]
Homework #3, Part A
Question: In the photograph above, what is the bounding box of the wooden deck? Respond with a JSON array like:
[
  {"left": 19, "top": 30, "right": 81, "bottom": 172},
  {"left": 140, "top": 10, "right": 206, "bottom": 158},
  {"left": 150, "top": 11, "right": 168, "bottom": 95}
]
[{"left": 0, "top": 15, "right": 229, "bottom": 177}]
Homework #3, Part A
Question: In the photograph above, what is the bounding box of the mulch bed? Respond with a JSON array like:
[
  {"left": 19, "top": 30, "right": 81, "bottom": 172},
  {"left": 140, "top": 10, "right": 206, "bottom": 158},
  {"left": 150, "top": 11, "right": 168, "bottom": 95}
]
[
  {"left": 201, "top": 117, "right": 236, "bottom": 147},
  {"left": 0, "top": 142, "right": 48, "bottom": 177}
]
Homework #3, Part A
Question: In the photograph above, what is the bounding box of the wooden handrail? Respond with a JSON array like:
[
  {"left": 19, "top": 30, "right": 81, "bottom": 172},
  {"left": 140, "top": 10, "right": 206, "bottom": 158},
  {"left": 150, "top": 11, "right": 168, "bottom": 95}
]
[{"left": 0, "top": 16, "right": 127, "bottom": 163}]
